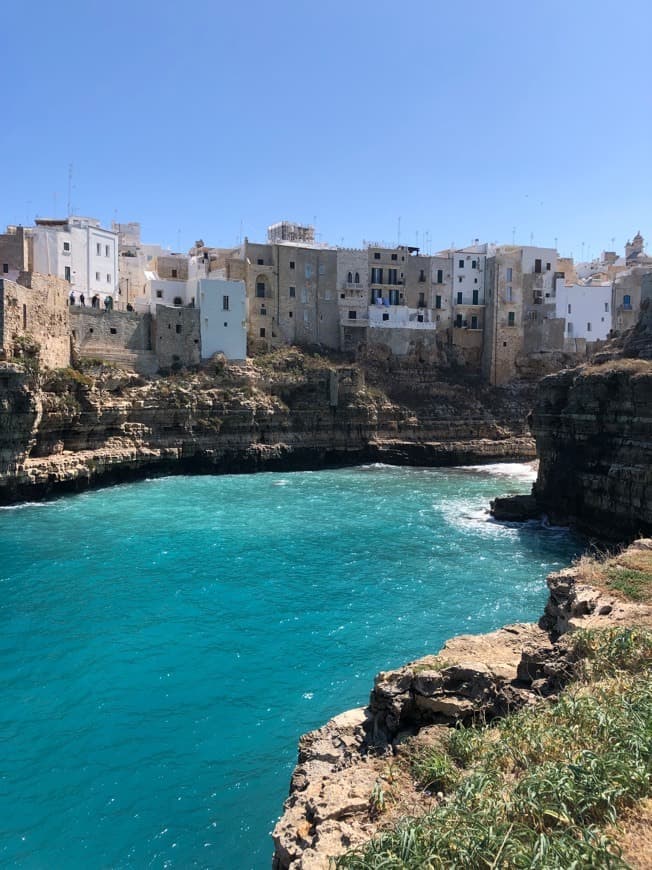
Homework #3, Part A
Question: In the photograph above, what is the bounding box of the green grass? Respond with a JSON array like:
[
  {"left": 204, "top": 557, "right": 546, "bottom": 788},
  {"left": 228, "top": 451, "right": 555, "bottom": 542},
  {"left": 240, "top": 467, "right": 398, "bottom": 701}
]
[
  {"left": 606, "top": 567, "right": 652, "bottom": 601},
  {"left": 337, "top": 627, "right": 652, "bottom": 869}
]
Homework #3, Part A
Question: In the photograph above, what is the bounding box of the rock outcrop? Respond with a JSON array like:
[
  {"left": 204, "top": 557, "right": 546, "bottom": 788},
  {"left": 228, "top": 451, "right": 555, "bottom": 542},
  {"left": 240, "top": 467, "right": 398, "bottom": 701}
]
[
  {"left": 491, "top": 302, "right": 652, "bottom": 539},
  {"left": 0, "top": 354, "right": 536, "bottom": 504},
  {"left": 271, "top": 544, "right": 652, "bottom": 869}
]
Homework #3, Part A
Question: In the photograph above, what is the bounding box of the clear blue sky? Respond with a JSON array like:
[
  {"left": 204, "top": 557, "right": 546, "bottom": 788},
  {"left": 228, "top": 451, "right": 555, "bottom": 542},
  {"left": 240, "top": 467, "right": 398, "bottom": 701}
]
[{"left": 2, "top": 0, "right": 650, "bottom": 259}]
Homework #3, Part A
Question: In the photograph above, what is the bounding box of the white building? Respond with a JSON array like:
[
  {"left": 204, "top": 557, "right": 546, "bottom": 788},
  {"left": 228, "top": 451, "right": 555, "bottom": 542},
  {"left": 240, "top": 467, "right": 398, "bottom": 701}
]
[
  {"left": 556, "top": 282, "right": 612, "bottom": 341},
  {"left": 199, "top": 279, "right": 247, "bottom": 360},
  {"left": 32, "top": 217, "right": 119, "bottom": 301},
  {"left": 368, "top": 301, "right": 436, "bottom": 329}
]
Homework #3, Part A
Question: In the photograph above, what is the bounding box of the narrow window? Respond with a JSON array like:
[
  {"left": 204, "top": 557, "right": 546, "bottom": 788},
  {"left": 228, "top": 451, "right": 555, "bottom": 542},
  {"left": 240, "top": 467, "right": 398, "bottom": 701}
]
[
  {"left": 546, "top": 262, "right": 551, "bottom": 271},
  {"left": 587, "top": 322, "right": 592, "bottom": 332},
  {"left": 458, "top": 276, "right": 463, "bottom": 283},
  {"left": 22, "top": 303, "right": 27, "bottom": 329},
  {"left": 260, "top": 306, "right": 266, "bottom": 315},
  {"left": 506, "top": 267, "right": 513, "bottom": 282},
  {"left": 171, "top": 269, "right": 178, "bottom": 278},
  {"left": 374, "top": 252, "right": 380, "bottom": 260},
  {"left": 458, "top": 259, "right": 464, "bottom": 268},
  {"left": 604, "top": 302, "right": 609, "bottom": 312},
  {"left": 623, "top": 294, "right": 631, "bottom": 308},
  {"left": 65, "top": 266, "right": 71, "bottom": 282},
  {"left": 347, "top": 271, "right": 353, "bottom": 283},
  {"left": 96, "top": 243, "right": 101, "bottom": 255},
  {"left": 418, "top": 292, "right": 425, "bottom": 307},
  {"left": 472, "top": 260, "right": 477, "bottom": 269},
  {"left": 457, "top": 291, "right": 463, "bottom": 304},
  {"left": 508, "top": 311, "right": 515, "bottom": 326},
  {"left": 156, "top": 290, "right": 163, "bottom": 298},
  {"left": 2, "top": 263, "right": 7, "bottom": 273},
  {"left": 391, "top": 253, "right": 397, "bottom": 261},
  {"left": 289, "top": 261, "right": 295, "bottom": 270},
  {"left": 288, "top": 311, "right": 293, "bottom": 318},
  {"left": 435, "top": 295, "right": 442, "bottom": 309},
  {"left": 106, "top": 273, "right": 111, "bottom": 283},
  {"left": 63, "top": 242, "right": 70, "bottom": 252},
  {"left": 471, "top": 315, "right": 478, "bottom": 329},
  {"left": 110, "top": 327, "right": 117, "bottom": 335},
  {"left": 354, "top": 272, "right": 360, "bottom": 283},
  {"left": 223, "top": 295, "right": 229, "bottom": 311},
  {"left": 348, "top": 310, "right": 356, "bottom": 319},
  {"left": 382, "top": 312, "right": 389, "bottom": 321},
  {"left": 472, "top": 289, "right": 479, "bottom": 305},
  {"left": 256, "top": 282, "right": 265, "bottom": 298},
  {"left": 568, "top": 303, "right": 571, "bottom": 314},
  {"left": 257, "top": 258, "right": 264, "bottom": 266},
  {"left": 534, "top": 259, "right": 542, "bottom": 273},
  {"left": 105, "top": 245, "right": 110, "bottom": 257},
  {"left": 289, "top": 286, "right": 296, "bottom": 298},
  {"left": 436, "top": 269, "right": 443, "bottom": 283},
  {"left": 455, "top": 314, "right": 463, "bottom": 327},
  {"left": 418, "top": 269, "right": 426, "bottom": 282},
  {"left": 176, "top": 324, "right": 182, "bottom": 334},
  {"left": 506, "top": 286, "right": 513, "bottom": 301},
  {"left": 96, "top": 271, "right": 101, "bottom": 281}
]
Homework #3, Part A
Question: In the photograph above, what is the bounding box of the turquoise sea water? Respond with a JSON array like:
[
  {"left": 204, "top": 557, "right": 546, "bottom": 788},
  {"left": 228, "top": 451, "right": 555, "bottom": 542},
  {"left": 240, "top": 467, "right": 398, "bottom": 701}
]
[{"left": 0, "top": 465, "right": 580, "bottom": 869}]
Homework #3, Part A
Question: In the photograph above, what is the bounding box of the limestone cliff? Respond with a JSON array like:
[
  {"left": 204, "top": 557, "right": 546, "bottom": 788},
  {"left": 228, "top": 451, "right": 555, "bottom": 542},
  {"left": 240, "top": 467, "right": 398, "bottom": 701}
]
[{"left": 0, "top": 351, "right": 535, "bottom": 504}]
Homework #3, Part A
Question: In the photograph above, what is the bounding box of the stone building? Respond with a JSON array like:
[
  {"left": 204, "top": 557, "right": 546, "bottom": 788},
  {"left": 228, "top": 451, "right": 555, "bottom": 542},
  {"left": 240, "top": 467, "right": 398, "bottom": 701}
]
[
  {"left": 0, "top": 273, "right": 71, "bottom": 369},
  {"left": 113, "top": 221, "right": 169, "bottom": 308},
  {"left": 612, "top": 267, "right": 652, "bottom": 332},
  {"left": 0, "top": 226, "right": 32, "bottom": 281}
]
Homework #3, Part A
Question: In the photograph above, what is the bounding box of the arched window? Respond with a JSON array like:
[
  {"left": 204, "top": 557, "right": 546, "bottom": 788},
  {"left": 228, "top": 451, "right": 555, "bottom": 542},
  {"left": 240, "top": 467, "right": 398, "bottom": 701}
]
[
  {"left": 347, "top": 271, "right": 353, "bottom": 283},
  {"left": 354, "top": 272, "right": 360, "bottom": 283}
]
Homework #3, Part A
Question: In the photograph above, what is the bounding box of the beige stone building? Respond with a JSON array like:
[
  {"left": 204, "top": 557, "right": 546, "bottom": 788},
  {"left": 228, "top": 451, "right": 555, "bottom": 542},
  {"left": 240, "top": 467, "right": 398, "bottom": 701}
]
[{"left": 0, "top": 272, "right": 71, "bottom": 369}]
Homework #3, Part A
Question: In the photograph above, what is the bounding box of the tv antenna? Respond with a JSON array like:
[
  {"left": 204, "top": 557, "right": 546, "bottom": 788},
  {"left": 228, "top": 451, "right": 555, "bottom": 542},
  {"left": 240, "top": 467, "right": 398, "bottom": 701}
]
[{"left": 67, "top": 164, "right": 73, "bottom": 216}]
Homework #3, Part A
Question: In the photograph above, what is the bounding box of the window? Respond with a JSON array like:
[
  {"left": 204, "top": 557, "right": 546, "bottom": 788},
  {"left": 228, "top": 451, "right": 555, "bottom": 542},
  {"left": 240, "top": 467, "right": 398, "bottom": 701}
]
[
  {"left": 418, "top": 292, "right": 425, "bottom": 307},
  {"left": 256, "top": 282, "right": 265, "bottom": 298},
  {"left": 472, "top": 289, "right": 479, "bottom": 305},
  {"left": 96, "top": 243, "right": 101, "bottom": 255},
  {"left": 534, "top": 259, "right": 542, "bottom": 273},
  {"left": 457, "top": 291, "right": 463, "bottom": 304},
  {"left": 546, "top": 262, "right": 551, "bottom": 271},
  {"left": 110, "top": 327, "right": 117, "bottom": 335},
  {"left": 418, "top": 269, "right": 426, "bottom": 282},
  {"left": 391, "top": 253, "right": 397, "bottom": 261},
  {"left": 348, "top": 310, "right": 357, "bottom": 319},
  {"left": 374, "top": 252, "right": 380, "bottom": 260},
  {"left": 389, "top": 289, "right": 399, "bottom": 305},
  {"left": 260, "top": 306, "right": 266, "bottom": 315},
  {"left": 305, "top": 263, "right": 312, "bottom": 278},
  {"left": 371, "top": 288, "right": 382, "bottom": 303},
  {"left": 173, "top": 296, "right": 183, "bottom": 305},
  {"left": 156, "top": 290, "right": 163, "bottom": 298},
  {"left": 587, "top": 322, "right": 592, "bottom": 332},
  {"left": 176, "top": 324, "right": 182, "bottom": 334},
  {"left": 388, "top": 268, "right": 398, "bottom": 284},
  {"left": 171, "top": 269, "right": 178, "bottom": 278},
  {"left": 455, "top": 314, "right": 463, "bottom": 327},
  {"left": 289, "top": 260, "right": 295, "bottom": 270},
  {"left": 623, "top": 294, "right": 631, "bottom": 309},
  {"left": 458, "top": 259, "right": 464, "bottom": 268},
  {"left": 474, "top": 278, "right": 478, "bottom": 284},
  {"left": 65, "top": 266, "right": 71, "bottom": 282},
  {"left": 568, "top": 322, "right": 573, "bottom": 335},
  {"left": 506, "top": 286, "right": 513, "bottom": 301},
  {"left": 371, "top": 267, "right": 383, "bottom": 284},
  {"left": 319, "top": 263, "right": 325, "bottom": 275},
  {"left": 354, "top": 272, "right": 360, "bottom": 283},
  {"left": 436, "top": 269, "right": 443, "bottom": 283},
  {"left": 382, "top": 312, "right": 389, "bottom": 321},
  {"left": 435, "top": 295, "right": 442, "bottom": 309},
  {"left": 22, "top": 303, "right": 27, "bottom": 329},
  {"left": 508, "top": 311, "right": 516, "bottom": 326},
  {"left": 604, "top": 302, "right": 609, "bottom": 312},
  {"left": 347, "top": 271, "right": 353, "bottom": 283},
  {"left": 105, "top": 245, "right": 110, "bottom": 257},
  {"left": 63, "top": 242, "right": 70, "bottom": 252},
  {"left": 106, "top": 274, "right": 111, "bottom": 283},
  {"left": 472, "top": 260, "right": 477, "bottom": 269},
  {"left": 458, "top": 276, "right": 463, "bottom": 283},
  {"left": 568, "top": 303, "right": 572, "bottom": 314},
  {"left": 96, "top": 271, "right": 101, "bottom": 281},
  {"left": 222, "top": 295, "right": 229, "bottom": 311},
  {"left": 506, "top": 267, "right": 513, "bottom": 282},
  {"left": 257, "top": 258, "right": 264, "bottom": 266},
  {"left": 223, "top": 322, "right": 228, "bottom": 328},
  {"left": 259, "top": 327, "right": 266, "bottom": 337},
  {"left": 289, "top": 286, "right": 296, "bottom": 298},
  {"left": 288, "top": 311, "right": 293, "bottom": 318},
  {"left": 471, "top": 315, "right": 478, "bottom": 329}
]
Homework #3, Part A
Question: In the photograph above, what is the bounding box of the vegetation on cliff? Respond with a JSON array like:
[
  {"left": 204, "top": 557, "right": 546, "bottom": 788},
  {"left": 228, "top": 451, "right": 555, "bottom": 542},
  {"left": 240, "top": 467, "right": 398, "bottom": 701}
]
[
  {"left": 338, "top": 627, "right": 651, "bottom": 869},
  {"left": 336, "top": 551, "right": 652, "bottom": 870}
]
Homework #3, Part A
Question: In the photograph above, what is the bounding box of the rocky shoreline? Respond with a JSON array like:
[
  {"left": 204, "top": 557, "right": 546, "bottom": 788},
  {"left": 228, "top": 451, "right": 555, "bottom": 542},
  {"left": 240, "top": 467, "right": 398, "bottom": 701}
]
[
  {"left": 0, "top": 355, "right": 536, "bottom": 505},
  {"left": 272, "top": 541, "right": 652, "bottom": 869}
]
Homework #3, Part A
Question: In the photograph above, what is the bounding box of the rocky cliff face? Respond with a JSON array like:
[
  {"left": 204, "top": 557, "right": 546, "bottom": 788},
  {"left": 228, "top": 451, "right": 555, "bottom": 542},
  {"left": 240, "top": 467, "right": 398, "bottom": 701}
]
[
  {"left": 528, "top": 302, "right": 652, "bottom": 540},
  {"left": 272, "top": 542, "right": 652, "bottom": 869},
  {"left": 0, "top": 351, "right": 535, "bottom": 504}
]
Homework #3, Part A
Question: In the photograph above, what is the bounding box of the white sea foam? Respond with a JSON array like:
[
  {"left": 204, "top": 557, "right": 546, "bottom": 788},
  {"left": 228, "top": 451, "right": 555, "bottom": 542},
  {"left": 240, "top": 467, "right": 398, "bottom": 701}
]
[{"left": 463, "top": 462, "right": 538, "bottom": 482}]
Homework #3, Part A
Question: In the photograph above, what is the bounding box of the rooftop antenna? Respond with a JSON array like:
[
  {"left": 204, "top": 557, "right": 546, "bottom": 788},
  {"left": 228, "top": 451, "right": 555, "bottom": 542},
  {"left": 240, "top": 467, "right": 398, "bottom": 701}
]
[
  {"left": 512, "top": 227, "right": 516, "bottom": 245},
  {"left": 239, "top": 218, "right": 243, "bottom": 245},
  {"left": 177, "top": 228, "right": 181, "bottom": 251},
  {"left": 67, "top": 163, "right": 73, "bottom": 216},
  {"left": 611, "top": 236, "right": 616, "bottom": 250},
  {"left": 554, "top": 236, "right": 558, "bottom": 251},
  {"left": 581, "top": 241, "right": 585, "bottom": 260},
  {"left": 397, "top": 216, "right": 401, "bottom": 246}
]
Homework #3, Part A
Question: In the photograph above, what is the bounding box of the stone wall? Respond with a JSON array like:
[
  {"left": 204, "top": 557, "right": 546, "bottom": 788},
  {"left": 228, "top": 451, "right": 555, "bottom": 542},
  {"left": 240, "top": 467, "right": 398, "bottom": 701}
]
[
  {"left": 0, "top": 226, "right": 31, "bottom": 280},
  {"left": 70, "top": 308, "right": 153, "bottom": 353},
  {"left": 155, "top": 305, "right": 200, "bottom": 370},
  {"left": 0, "top": 273, "right": 70, "bottom": 369}
]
